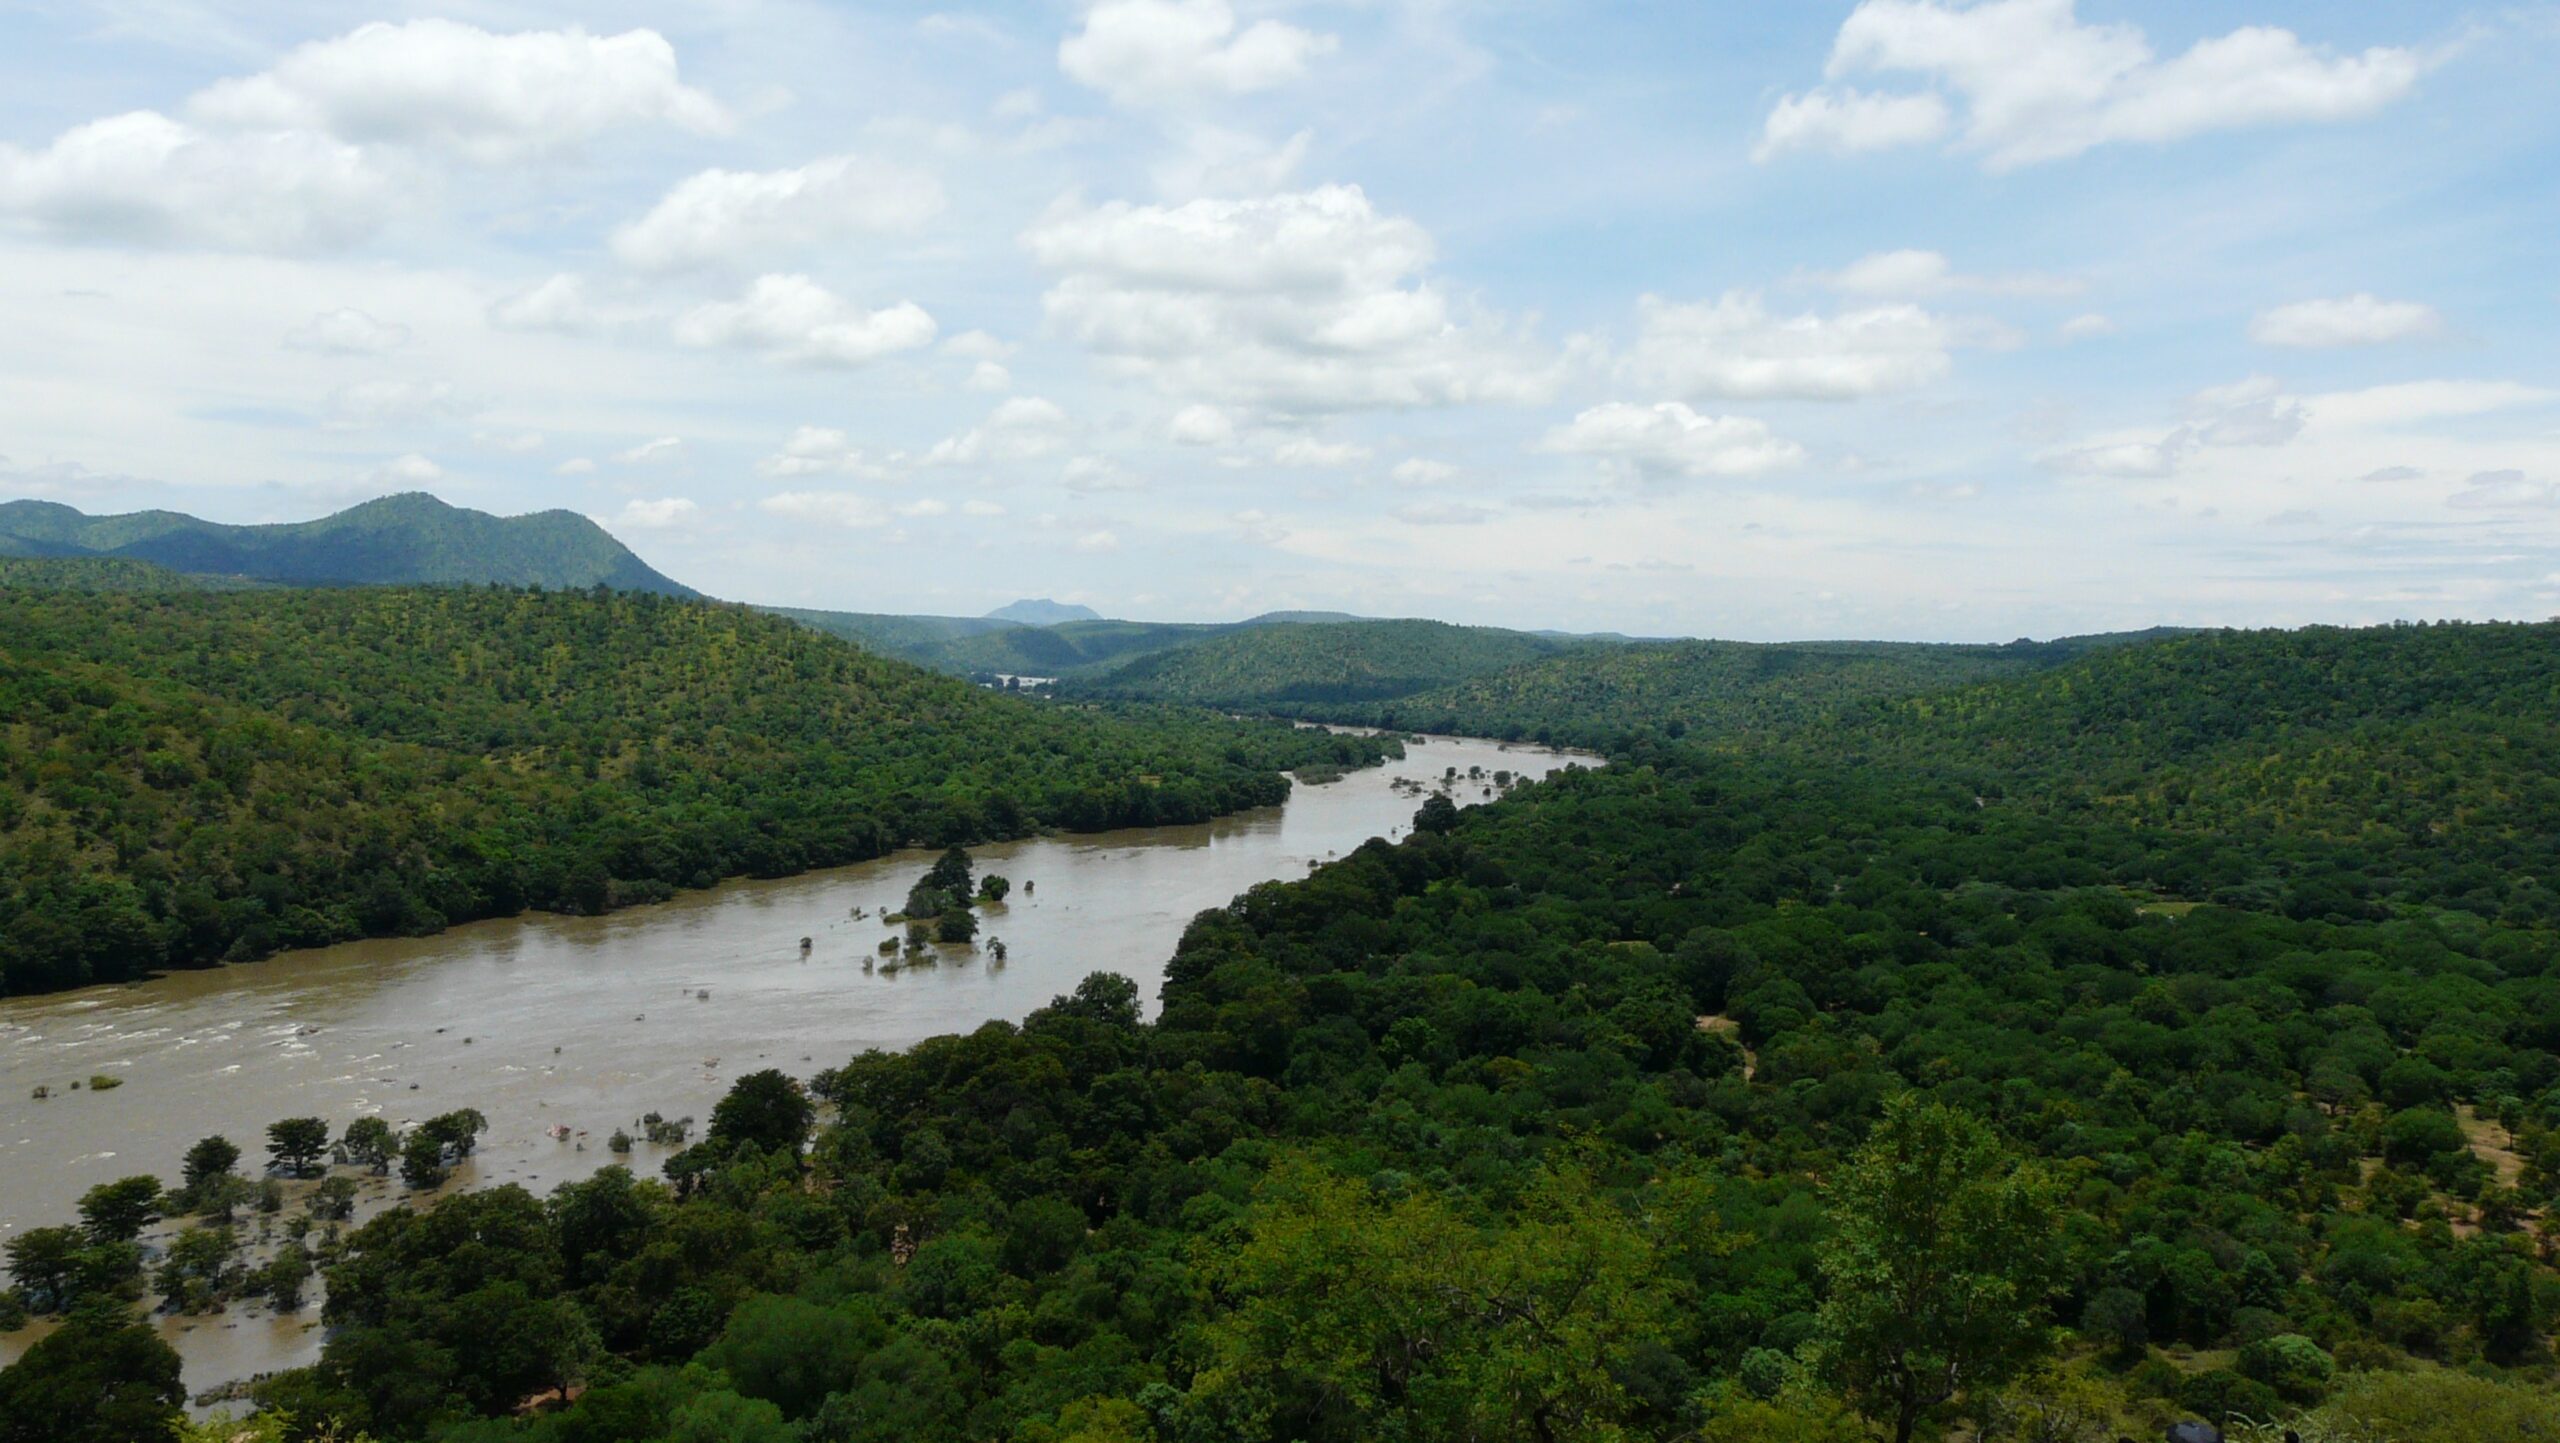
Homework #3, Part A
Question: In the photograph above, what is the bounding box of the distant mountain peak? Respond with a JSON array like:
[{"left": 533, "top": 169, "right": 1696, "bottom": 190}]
[
  {"left": 986, "top": 598, "right": 1102, "bottom": 625},
  {"left": 0, "top": 492, "right": 699, "bottom": 597}
]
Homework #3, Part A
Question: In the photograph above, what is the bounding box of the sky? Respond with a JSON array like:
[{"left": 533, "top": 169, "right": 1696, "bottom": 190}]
[{"left": 1, "top": 1, "right": 2556, "bottom": 640}]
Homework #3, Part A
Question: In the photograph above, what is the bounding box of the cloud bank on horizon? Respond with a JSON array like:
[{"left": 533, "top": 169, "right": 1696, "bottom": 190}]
[{"left": 0, "top": 0, "right": 2552, "bottom": 640}]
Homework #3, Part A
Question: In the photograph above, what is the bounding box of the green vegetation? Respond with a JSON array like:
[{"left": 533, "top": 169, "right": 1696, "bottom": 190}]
[
  {"left": 1059, "top": 617, "right": 1587, "bottom": 708},
  {"left": 0, "top": 494, "right": 695, "bottom": 595},
  {"left": 0, "top": 583, "right": 1395, "bottom": 995},
  {"left": 0, "top": 556, "right": 266, "bottom": 592},
  {"left": 10, "top": 616, "right": 2560, "bottom": 1442},
  {"left": 1309, "top": 630, "right": 2184, "bottom": 748}
]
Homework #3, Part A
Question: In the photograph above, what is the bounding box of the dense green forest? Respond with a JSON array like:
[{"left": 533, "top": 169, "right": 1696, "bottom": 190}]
[
  {"left": 0, "top": 577, "right": 1394, "bottom": 996},
  {"left": 8, "top": 617, "right": 2559, "bottom": 1441},
  {"left": 0, "top": 494, "right": 694, "bottom": 595},
  {"left": 1057, "top": 619, "right": 1591, "bottom": 708},
  {"left": 771, "top": 610, "right": 1223, "bottom": 681},
  {"left": 1308, "top": 635, "right": 2085, "bottom": 747}
]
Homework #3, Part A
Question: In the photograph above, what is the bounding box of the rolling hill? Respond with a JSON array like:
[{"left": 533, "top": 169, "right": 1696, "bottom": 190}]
[
  {"left": 1317, "top": 632, "right": 2179, "bottom": 747},
  {"left": 0, "top": 582, "right": 1395, "bottom": 996},
  {"left": 0, "top": 493, "right": 696, "bottom": 595},
  {"left": 1055, "top": 618, "right": 1592, "bottom": 709}
]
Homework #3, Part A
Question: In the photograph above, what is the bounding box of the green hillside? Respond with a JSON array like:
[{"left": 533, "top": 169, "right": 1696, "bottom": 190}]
[
  {"left": 0, "top": 584, "right": 1395, "bottom": 995},
  {"left": 0, "top": 493, "right": 696, "bottom": 595},
  {"left": 762, "top": 606, "right": 1026, "bottom": 657},
  {"left": 18, "top": 619, "right": 2553, "bottom": 1441},
  {"left": 0, "top": 556, "right": 267, "bottom": 592},
  {"left": 1059, "top": 618, "right": 1587, "bottom": 708}
]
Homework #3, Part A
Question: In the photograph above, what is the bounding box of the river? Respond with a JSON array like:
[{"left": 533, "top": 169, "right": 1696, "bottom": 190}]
[{"left": 0, "top": 734, "right": 1578, "bottom": 1393}]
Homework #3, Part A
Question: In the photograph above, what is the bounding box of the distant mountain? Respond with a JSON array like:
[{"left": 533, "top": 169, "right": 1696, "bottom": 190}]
[
  {"left": 0, "top": 493, "right": 697, "bottom": 596},
  {"left": 1058, "top": 618, "right": 1591, "bottom": 709},
  {"left": 986, "top": 598, "right": 1102, "bottom": 625},
  {"left": 761, "top": 607, "right": 1025, "bottom": 655}
]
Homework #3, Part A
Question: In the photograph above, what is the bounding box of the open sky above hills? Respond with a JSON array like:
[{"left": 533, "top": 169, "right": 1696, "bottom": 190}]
[{"left": 2, "top": 1, "right": 2556, "bottom": 640}]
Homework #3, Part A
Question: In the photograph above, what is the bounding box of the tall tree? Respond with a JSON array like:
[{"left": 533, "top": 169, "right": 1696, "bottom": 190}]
[
  {"left": 0, "top": 1306, "right": 184, "bottom": 1443},
  {"left": 1811, "top": 1096, "right": 2066, "bottom": 1443},
  {"left": 267, "top": 1117, "right": 332, "bottom": 1178}
]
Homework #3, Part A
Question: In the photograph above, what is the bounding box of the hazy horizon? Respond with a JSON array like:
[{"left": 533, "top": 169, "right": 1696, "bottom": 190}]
[{"left": 4, "top": 2, "right": 2555, "bottom": 642}]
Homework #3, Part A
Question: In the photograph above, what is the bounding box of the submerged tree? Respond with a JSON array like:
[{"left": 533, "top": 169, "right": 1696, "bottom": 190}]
[{"left": 267, "top": 1117, "right": 331, "bottom": 1178}]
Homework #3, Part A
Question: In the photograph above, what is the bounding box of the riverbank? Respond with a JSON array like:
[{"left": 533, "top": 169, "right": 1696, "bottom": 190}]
[{"left": 0, "top": 735, "right": 1582, "bottom": 1395}]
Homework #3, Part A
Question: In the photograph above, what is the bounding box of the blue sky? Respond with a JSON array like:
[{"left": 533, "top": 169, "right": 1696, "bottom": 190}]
[{"left": 2, "top": 1, "right": 2555, "bottom": 639}]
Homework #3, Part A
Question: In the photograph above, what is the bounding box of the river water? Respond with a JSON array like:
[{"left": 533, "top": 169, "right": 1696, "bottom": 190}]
[{"left": 0, "top": 735, "right": 1576, "bottom": 1393}]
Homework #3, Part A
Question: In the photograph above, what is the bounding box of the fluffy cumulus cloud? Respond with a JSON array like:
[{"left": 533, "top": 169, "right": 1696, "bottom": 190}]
[
  {"left": 2, "top": 21, "right": 728, "bottom": 251},
  {"left": 1624, "top": 292, "right": 1997, "bottom": 402},
  {"left": 2250, "top": 294, "right": 2443, "bottom": 349},
  {"left": 927, "top": 397, "right": 1074, "bottom": 464},
  {"left": 1025, "top": 185, "right": 1557, "bottom": 412},
  {"left": 1060, "top": 0, "right": 1337, "bottom": 109},
  {"left": 613, "top": 154, "right": 946, "bottom": 271},
  {"left": 613, "top": 496, "right": 698, "bottom": 528},
  {"left": 756, "top": 426, "right": 891, "bottom": 479},
  {"left": 1168, "top": 404, "right": 1236, "bottom": 445},
  {"left": 1755, "top": 88, "right": 1950, "bottom": 161},
  {"left": 0, "top": 111, "right": 389, "bottom": 249},
  {"left": 674, "top": 274, "right": 936, "bottom": 367},
  {"left": 1541, "top": 402, "right": 1806, "bottom": 479},
  {"left": 1761, "top": 0, "right": 2424, "bottom": 168},
  {"left": 187, "top": 20, "right": 730, "bottom": 162}
]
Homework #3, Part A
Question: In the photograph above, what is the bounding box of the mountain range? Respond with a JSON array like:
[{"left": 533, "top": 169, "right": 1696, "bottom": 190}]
[{"left": 0, "top": 493, "right": 695, "bottom": 596}]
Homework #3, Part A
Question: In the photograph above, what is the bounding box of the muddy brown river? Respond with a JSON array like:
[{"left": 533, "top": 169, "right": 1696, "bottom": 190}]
[{"left": 0, "top": 735, "right": 1577, "bottom": 1394}]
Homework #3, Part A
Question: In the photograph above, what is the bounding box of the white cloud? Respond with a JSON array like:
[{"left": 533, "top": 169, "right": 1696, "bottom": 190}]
[
  {"left": 1060, "top": 0, "right": 1337, "bottom": 109},
  {"left": 962, "top": 498, "right": 1006, "bottom": 517},
  {"left": 2042, "top": 375, "right": 2306, "bottom": 477},
  {"left": 491, "top": 274, "right": 614, "bottom": 334},
  {"left": 0, "top": 111, "right": 389, "bottom": 250},
  {"left": 1626, "top": 292, "right": 1997, "bottom": 401},
  {"left": 756, "top": 425, "right": 891, "bottom": 479},
  {"left": 1168, "top": 404, "right": 1236, "bottom": 445},
  {"left": 285, "top": 307, "right": 409, "bottom": 353},
  {"left": 1073, "top": 528, "right": 1122, "bottom": 552},
  {"left": 1541, "top": 402, "right": 1807, "bottom": 479},
  {"left": 1820, "top": 248, "right": 2078, "bottom": 299},
  {"left": 615, "top": 436, "right": 685, "bottom": 464},
  {"left": 2059, "top": 312, "right": 2117, "bottom": 340},
  {"left": 1755, "top": 88, "right": 1950, "bottom": 160},
  {"left": 1391, "top": 458, "right": 1456, "bottom": 486},
  {"left": 556, "top": 457, "right": 598, "bottom": 476},
  {"left": 1270, "top": 437, "right": 1370, "bottom": 467},
  {"left": 189, "top": 20, "right": 731, "bottom": 163},
  {"left": 927, "top": 397, "right": 1073, "bottom": 464},
  {"left": 1025, "top": 185, "right": 1557, "bottom": 412},
  {"left": 760, "top": 490, "right": 890, "bottom": 528},
  {"left": 1763, "top": 1, "right": 2425, "bottom": 169},
  {"left": 966, "top": 361, "right": 1014, "bottom": 392},
  {"left": 2250, "top": 293, "right": 2443, "bottom": 348},
  {"left": 674, "top": 274, "right": 937, "bottom": 367},
  {"left": 613, "top": 496, "right": 698, "bottom": 529},
  {"left": 367, "top": 452, "right": 443, "bottom": 485},
  {"left": 1063, "top": 456, "right": 1143, "bottom": 492},
  {"left": 2448, "top": 470, "right": 2558, "bottom": 510},
  {"left": 1151, "top": 125, "right": 1312, "bottom": 198},
  {"left": 325, "top": 378, "right": 465, "bottom": 428},
  {"left": 898, "top": 498, "right": 951, "bottom": 518},
  {"left": 473, "top": 431, "right": 545, "bottom": 453},
  {"left": 612, "top": 153, "right": 945, "bottom": 271}
]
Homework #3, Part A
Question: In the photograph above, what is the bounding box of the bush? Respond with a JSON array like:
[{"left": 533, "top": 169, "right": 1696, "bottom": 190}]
[{"left": 2237, "top": 1334, "right": 2334, "bottom": 1402}]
